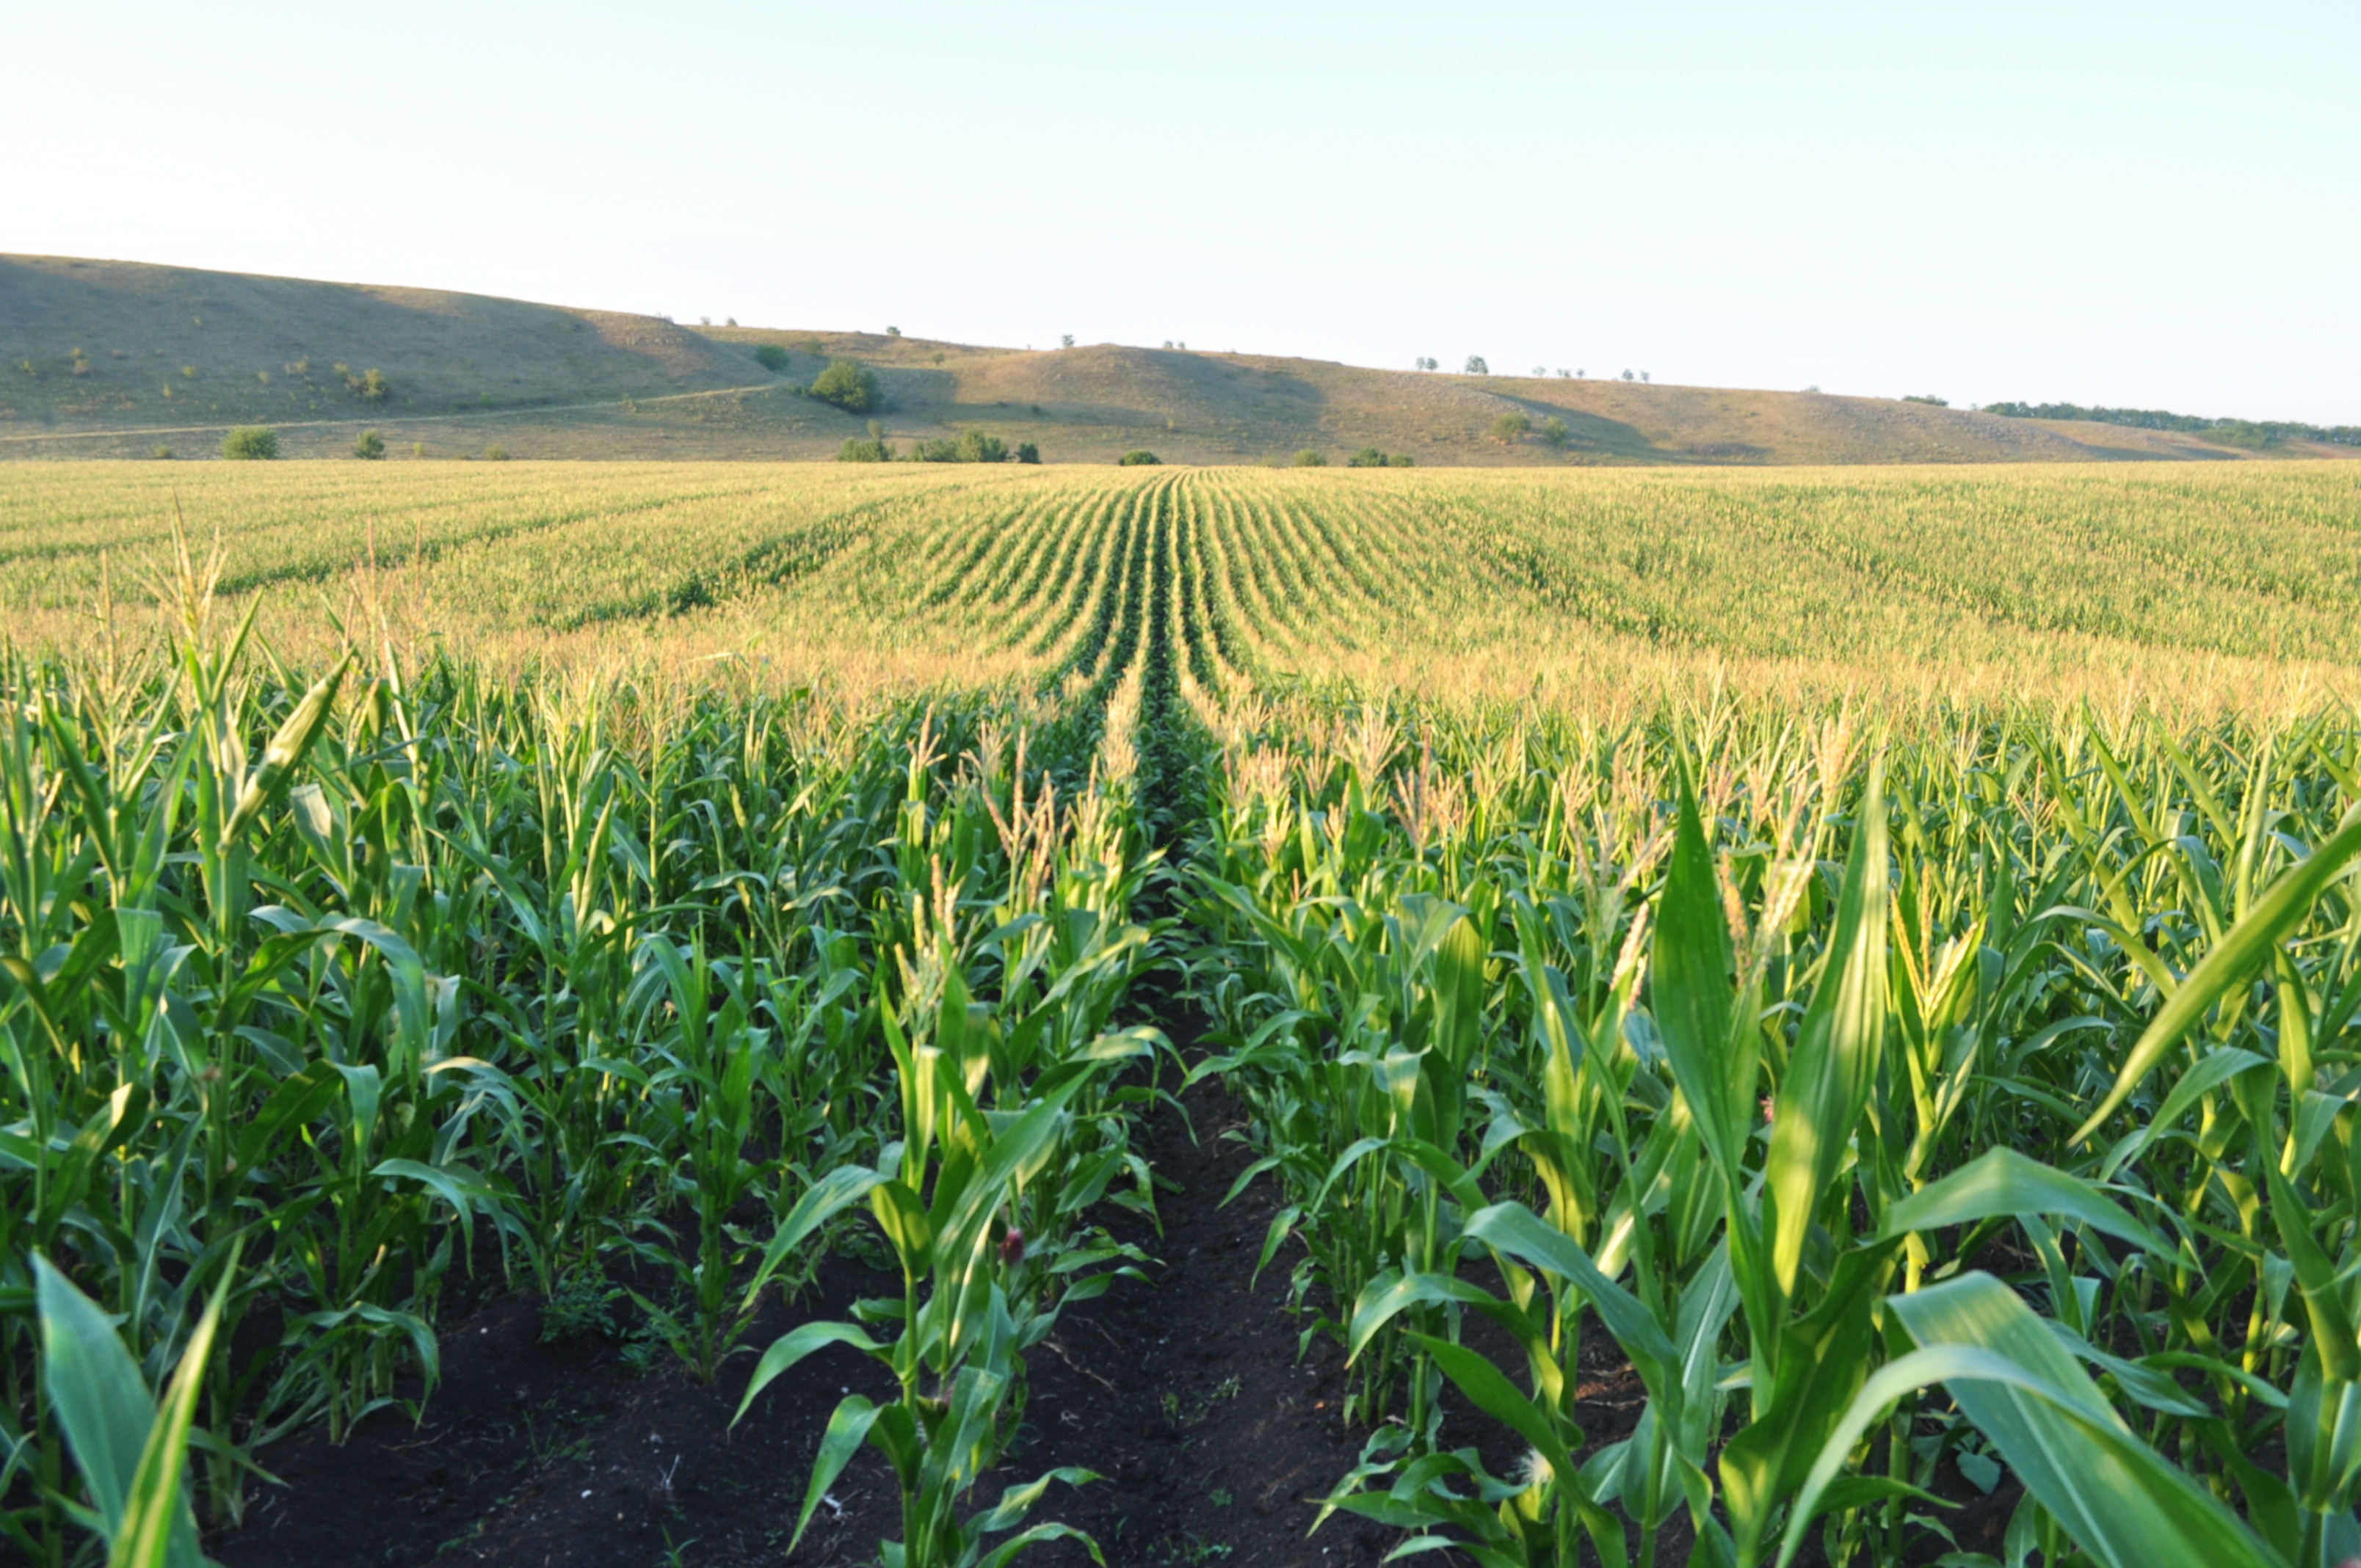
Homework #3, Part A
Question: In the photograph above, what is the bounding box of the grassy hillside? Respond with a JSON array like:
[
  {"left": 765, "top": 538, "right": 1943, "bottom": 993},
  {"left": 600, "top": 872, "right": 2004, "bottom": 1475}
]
[
  {"left": 7, "top": 255, "right": 2351, "bottom": 465},
  {"left": 0, "top": 253, "right": 771, "bottom": 435}
]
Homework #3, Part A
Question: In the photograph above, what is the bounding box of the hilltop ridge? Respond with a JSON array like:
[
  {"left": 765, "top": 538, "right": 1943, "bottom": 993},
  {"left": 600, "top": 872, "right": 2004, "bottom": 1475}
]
[{"left": 4, "top": 254, "right": 2348, "bottom": 465}]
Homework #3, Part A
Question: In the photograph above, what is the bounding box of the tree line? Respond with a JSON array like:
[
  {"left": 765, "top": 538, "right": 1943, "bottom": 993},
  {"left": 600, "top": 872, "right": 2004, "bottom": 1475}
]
[{"left": 1986, "top": 399, "right": 2361, "bottom": 449}]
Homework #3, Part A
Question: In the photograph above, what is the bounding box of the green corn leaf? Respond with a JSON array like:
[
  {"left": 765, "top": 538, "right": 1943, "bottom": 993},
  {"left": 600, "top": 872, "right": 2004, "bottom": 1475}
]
[
  {"left": 975, "top": 1522, "right": 1105, "bottom": 1568},
  {"left": 1408, "top": 1332, "right": 1582, "bottom": 1486},
  {"left": 1720, "top": 1241, "right": 1897, "bottom": 1557},
  {"left": 107, "top": 1271, "right": 225, "bottom": 1568},
  {"left": 733, "top": 1321, "right": 885, "bottom": 1426},
  {"left": 971, "top": 1466, "right": 1102, "bottom": 1533},
  {"left": 2074, "top": 807, "right": 2361, "bottom": 1144},
  {"left": 1878, "top": 1147, "right": 2176, "bottom": 1261},
  {"left": 1782, "top": 1271, "right": 2287, "bottom": 1568},
  {"left": 35, "top": 1254, "right": 215, "bottom": 1568},
  {"left": 787, "top": 1395, "right": 882, "bottom": 1555},
  {"left": 2262, "top": 1160, "right": 2361, "bottom": 1384},
  {"left": 1767, "top": 756, "right": 1888, "bottom": 1299},
  {"left": 1651, "top": 769, "right": 1744, "bottom": 1186},
  {"left": 1462, "top": 1201, "right": 1680, "bottom": 1399},
  {"left": 745, "top": 1164, "right": 890, "bottom": 1304}
]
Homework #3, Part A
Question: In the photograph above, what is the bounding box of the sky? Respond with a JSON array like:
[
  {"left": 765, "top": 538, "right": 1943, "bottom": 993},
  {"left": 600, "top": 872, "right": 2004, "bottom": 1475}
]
[{"left": 8, "top": 0, "right": 2356, "bottom": 422}]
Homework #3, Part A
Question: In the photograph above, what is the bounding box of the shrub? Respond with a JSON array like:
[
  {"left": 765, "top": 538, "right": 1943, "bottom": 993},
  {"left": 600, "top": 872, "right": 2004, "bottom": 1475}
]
[
  {"left": 1293, "top": 449, "right": 1327, "bottom": 467},
  {"left": 1015, "top": 441, "right": 1040, "bottom": 464},
  {"left": 1902, "top": 393, "right": 1948, "bottom": 407},
  {"left": 355, "top": 429, "right": 386, "bottom": 460},
  {"left": 838, "top": 437, "right": 891, "bottom": 462},
  {"left": 954, "top": 430, "right": 1008, "bottom": 463},
  {"left": 222, "top": 427, "right": 278, "bottom": 460},
  {"left": 752, "top": 344, "right": 791, "bottom": 372},
  {"left": 1541, "top": 416, "right": 1570, "bottom": 449},
  {"left": 1387, "top": 453, "right": 1415, "bottom": 467},
  {"left": 885, "top": 326, "right": 902, "bottom": 337},
  {"left": 150, "top": 446, "right": 173, "bottom": 460},
  {"left": 342, "top": 368, "right": 388, "bottom": 401},
  {"left": 1346, "top": 447, "right": 1388, "bottom": 468},
  {"left": 485, "top": 444, "right": 510, "bottom": 461},
  {"left": 411, "top": 441, "right": 425, "bottom": 457},
  {"left": 1490, "top": 412, "right": 1531, "bottom": 442},
  {"left": 809, "top": 360, "right": 880, "bottom": 414},
  {"left": 1118, "top": 450, "right": 1161, "bottom": 466}
]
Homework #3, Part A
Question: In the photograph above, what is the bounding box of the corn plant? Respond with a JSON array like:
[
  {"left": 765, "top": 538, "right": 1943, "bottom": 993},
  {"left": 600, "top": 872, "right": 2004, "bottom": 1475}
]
[{"left": 732, "top": 948, "right": 1150, "bottom": 1567}]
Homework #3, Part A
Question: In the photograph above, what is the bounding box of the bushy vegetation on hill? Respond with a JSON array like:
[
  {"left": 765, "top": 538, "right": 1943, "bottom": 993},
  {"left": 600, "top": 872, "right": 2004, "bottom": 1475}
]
[
  {"left": 1987, "top": 399, "right": 2361, "bottom": 448},
  {"left": 221, "top": 427, "right": 278, "bottom": 460},
  {"left": 751, "top": 344, "right": 791, "bottom": 372},
  {"left": 1119, "top": 449, "right": 1159, "bottom": 465},
  {"left": 806, "top": 359, "right": 880, "bottom": 413}
]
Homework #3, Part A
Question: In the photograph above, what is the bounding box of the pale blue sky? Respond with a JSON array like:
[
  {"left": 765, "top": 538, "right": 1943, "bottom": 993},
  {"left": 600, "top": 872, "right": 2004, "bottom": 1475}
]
[{"left": 9, "top": 1, "right": 2355, "bottom": 421}]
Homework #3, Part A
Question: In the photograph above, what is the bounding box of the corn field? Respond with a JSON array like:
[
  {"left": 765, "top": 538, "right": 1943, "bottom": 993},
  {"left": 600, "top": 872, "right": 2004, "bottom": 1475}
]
[{"left": 7, "top": 460, "right": 2361, "bottom": 1568}]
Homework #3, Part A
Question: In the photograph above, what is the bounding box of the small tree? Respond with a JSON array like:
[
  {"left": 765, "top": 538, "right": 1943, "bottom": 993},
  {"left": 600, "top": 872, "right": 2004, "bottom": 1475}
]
[
  {"left": 838, "top": 437, "right": 890, "bottom": 462},
  {"left": 485, "top": 444, "right": 510, "bottom": 461},
  {"left": 1541, "top": 416, "right": 1570, "bottom": 449},
  {"left": 1293, "top": 449, "right": 1327, "bottom": 467},
  {"left": 809, "top": 360, "right": 880, "bottom": 413},
  {"left": 1387, "top": 453, "right": 1415, "bottom": 467},
  {"left": 1346, "top": 447, "right": 1388, "bottom": 467},
  {"left": 1118, "top": 449, "right": 1160, "bottom": 466},
  {"left": 1464, "top": 355, "right": 1489, "bottom": 375},
  {"left": 355, "top": 429, "right": 386, "bottom": 460},
  {"left": 1490, "top": 412, "right": 1531, "bottom": 442},
  {"left": 222, "top": 427, "right": 278, "bottom": 460},
  {"left": 885, "top": 325, "right": 902, "bottom": 337},
  {"left": 151, "top": 446, "right": 173, "bottom": 460},
  {"left": 1060, "top": 335, "right": 1075, "bottom": 349},
  {"left": 954, "top": 430, "right": 1008, "bottom": 463},
  {"left": 752, "top": 344, "right": 791, "bottom": 372},
  {"left": 1015, "top": 441, "right": 1040, "bottom": 464},
  {"left": 1533, "top": 365, "right": 1547, "bottom": 378}
]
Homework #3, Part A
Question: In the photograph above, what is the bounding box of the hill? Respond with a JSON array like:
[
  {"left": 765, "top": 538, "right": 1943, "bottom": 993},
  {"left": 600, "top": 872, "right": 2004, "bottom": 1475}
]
[{"left": 5, "top": 254, "right": 2351, "bottom": 465}]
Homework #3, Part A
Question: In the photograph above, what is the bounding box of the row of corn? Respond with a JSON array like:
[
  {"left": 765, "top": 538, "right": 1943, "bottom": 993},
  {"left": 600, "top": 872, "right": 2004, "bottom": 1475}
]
[
  {"left": 1186, "top": 695, "right": 2361, "bottom": 1568},
  {"left": 0, "top": 545, "right": 1165, "bottom": 1567}
]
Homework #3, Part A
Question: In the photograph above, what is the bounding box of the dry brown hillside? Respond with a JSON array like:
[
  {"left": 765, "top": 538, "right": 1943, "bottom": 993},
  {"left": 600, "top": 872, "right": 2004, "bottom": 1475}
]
[
  {"left": 0, "top": 254, "right": 763, "bottom": 435},
  {"left": 5, "top": 256, "right": 2346, "bottom": 464}
]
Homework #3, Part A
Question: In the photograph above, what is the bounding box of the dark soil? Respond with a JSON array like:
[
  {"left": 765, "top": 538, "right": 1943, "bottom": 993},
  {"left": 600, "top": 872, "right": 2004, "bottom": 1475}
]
[
  {"left": 211, "top": 1059, "right": 1399, "bottom": 1568},
  {"left": 204, "top": 1010, "right": 2017, "bottom": 1568}
]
